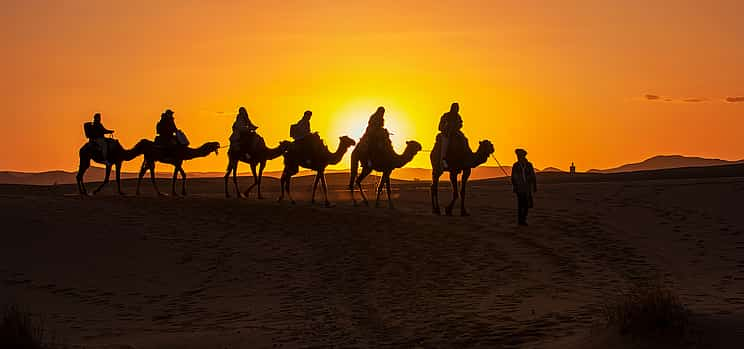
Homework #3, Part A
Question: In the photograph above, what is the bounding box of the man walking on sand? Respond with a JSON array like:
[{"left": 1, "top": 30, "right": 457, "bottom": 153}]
[{"left": 511, "top": 148, "right": 537, "bottom": 226}]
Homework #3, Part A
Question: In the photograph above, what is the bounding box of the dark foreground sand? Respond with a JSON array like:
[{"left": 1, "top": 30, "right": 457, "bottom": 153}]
[{"left": 2, "top": 174, "right": 744, "bottom": 348}]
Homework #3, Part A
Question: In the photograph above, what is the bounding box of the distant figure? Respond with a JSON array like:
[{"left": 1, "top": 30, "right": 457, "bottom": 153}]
[
  {"left": 511, "top": 148, "right": 537, "bottom": 226},
  {"left": 438, "top": 102, "right": 463, "bottom": 169},
  {"left": 290, "top": 110, "right": 312, "bottom": 140},
  {"left": 155, "top": 109, "right": 178, "bottom": 146},
  {"left": 84, "top": 113, "right": 114, "bottom": 163},
  {"left": 570, "top": 162, "right": 576, "bottom": 175},
  {"left": 229, "top": 107, "right": 259, "bottom": 152}
]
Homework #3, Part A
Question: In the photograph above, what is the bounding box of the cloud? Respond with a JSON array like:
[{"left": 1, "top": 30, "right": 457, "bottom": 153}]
[
  {"left": 645, "top": 94, "right": 661, "bottom": 100},
  {"left": 682, "top": 98, "right": 706, "bottom": 103},
  {"left": 726, "top": 96, "right": 744, "bottom": 103}
]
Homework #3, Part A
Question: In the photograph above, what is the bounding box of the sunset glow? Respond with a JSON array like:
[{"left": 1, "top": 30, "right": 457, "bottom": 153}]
[{"left": 2, "top": 0, "right": 743, "bottom": 173}]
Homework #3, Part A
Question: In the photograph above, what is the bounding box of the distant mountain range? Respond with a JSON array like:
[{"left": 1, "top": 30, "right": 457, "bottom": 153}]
[
  {"left": 2, "top": 155, "right": 742, "bottom": 185},
  {"left": 587, "top": 155, "right": 744, "bottom": 174}
]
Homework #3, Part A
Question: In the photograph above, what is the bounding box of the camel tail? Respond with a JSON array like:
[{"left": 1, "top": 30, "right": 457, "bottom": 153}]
[{"left": 349, "top": 151, "right": 359, "bottom": 190}]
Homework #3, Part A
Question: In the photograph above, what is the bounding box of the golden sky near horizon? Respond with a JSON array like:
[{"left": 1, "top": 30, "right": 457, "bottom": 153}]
[{"left": 1, "top": 0, "right": 743, "bottom": 173}]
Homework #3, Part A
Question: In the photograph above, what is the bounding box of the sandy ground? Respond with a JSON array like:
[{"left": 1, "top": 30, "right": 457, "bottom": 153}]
[{"left": 1, "top": 174, "right": 744, "bottom": 348}]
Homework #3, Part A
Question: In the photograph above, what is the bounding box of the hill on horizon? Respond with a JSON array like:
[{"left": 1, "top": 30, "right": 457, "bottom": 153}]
[
  {"left": 587, "top": 155, "right": 744, "bottom": 174},
  {"left": 2, "top": 154, "right": 742, "bottom": 185}
]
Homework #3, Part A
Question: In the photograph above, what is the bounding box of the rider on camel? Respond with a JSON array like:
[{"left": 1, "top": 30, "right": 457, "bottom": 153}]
[
  {"left": 156, "top": 109, "right": 178, "bottom": 147},
  {"left": 438, "top": 102, "right": 463, "bottom": 169},
  {"left": 229, "top": 106, "right": 259, "bottom": 153},
  {"left": 358, "top": 106, "right": 393, "bottom": 166},
  {"left": 85, "top": 113, "right": 114, "bottom": 163}
]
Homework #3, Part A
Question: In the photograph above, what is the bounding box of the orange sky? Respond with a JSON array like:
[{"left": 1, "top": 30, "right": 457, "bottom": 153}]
[{"left": 1, "top": 0, "right": 743, "bottom": 173}]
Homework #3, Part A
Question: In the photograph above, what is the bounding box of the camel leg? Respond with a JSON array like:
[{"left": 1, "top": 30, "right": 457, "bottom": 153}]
[
  {"left": 311, "top": 173, "right": 321, "bottom": 204},
  {"left": 355, "top": 167, "right": 373, "bottom": 206},
  {"left": 224, "top": 159, "right": 237, "bottom": 198},
  {"left": 375, "top": 174, "right": 385, "bottom": 208},
  {"left": 431, "top": 170, "right": 442, "bottom": 215},
  {"left": 445, "top": 171, "right": 460, "bottom": 216},
  {"left": 320, "top": 170, "right": 333, "bottom": 207},
  {"left": 171, "top": 166, "right": 179, "bottom": 196},
  {"left": 77, "top": 156, "right": 90, "bottom": 196},
  {"left": 256, "top": 161, "right": 266, "bottom": 199},
  {"left": 244, "top": 163, "right": 259, "bottom": 198},
  {"left": 278, "top": 173, "right": 286, "bottom": 202},
  {"left": 179, "top": 166, "right": 187, "bottom": 196},
  {"left": 460, "top": 168, "right": 471, "bottom": 216},
  {"left": 136, "top": 160, "right": 146, "bottom": 196},
  {"left": 148, "top": 161, "right": 163, "bottom": 197},
  {"left": 93, "top": 164, "right": 112, "bottom": 195},
  {"left": 285, "top": 175, "right": 295, "bottom": 204},
  {"left": 383, "top": 171, "right": 394, "bottom": 209},
  {"left": 115, "top": 162, "right": 125, "bottom": 195}
]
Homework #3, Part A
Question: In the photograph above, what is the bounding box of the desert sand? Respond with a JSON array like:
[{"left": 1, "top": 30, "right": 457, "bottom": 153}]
[{"left": 2, "top": 172, "right": 744, "bottom": 348}]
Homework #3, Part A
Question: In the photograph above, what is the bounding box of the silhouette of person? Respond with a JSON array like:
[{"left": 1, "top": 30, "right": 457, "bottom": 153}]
[
  {"left": 438, "top": 102, "right": 463, "bottom": 168},
  {"left": 229, "top": 107, "right": 258, "bottom": 152},
  {"left": 156, "top": 109, "right": 178, "bottom": 146},
  {"left": 358, "top": 106, "right": 392, "bottom": 165},
  {"left": 291, "top": 110, "right": 312, "bottom": 140},
  {"left": 511, "top": 148, "right": 537, "bottom": 226},
  {"left": 85, "top": 113, "right": 114, "bottom": 163},
  {"left": 570, "top": 162, "right": 576, "bottom": 175}
]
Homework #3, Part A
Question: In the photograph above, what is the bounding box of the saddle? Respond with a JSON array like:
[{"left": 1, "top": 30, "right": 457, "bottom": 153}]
[
  {"left": 436, "top": 131, "right": 470, "bottom": 161},
  {"left": 290, "top": 132, "right": 324, "bottom": 167}
]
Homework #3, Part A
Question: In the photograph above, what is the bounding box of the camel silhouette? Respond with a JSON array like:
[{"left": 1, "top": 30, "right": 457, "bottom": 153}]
[
  {"left": 278, "top": 133, "right": 356, "bottom": 207},
  {"left": 76, "top": 139, "right": 145, "bottom": 195},
  {"left": 430, "top": 135, "right": 494, "bottom": 216},
  {"left": 134, "top": 140, "right": 221, "bottom": 196},
  {"left": 348, "top": 140, "right": 422, "bottom": 208},
  {"left": 224, "top": 134, "right": 291, "bottom": 199}
]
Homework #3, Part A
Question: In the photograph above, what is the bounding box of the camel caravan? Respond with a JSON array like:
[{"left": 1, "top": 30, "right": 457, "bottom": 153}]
[{"left": 77, "top": 103, "right": 495, "bottom": 215}]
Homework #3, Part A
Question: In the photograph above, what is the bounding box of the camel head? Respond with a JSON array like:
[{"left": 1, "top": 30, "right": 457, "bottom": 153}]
[
  {"left": 477, "top": 140, "right": 495, "bottom": 157},
  {"left": 278, "top": 140, "right": 293, "bottom": 149},
  {"left": 204, "top": 141, "right": 221, "bottom": 156},
  {"left": 404, "top": 140, "right": 423, "bottom": 155},
  {"left": 339, "top": 136, "right": 356, "bottom": 149}
]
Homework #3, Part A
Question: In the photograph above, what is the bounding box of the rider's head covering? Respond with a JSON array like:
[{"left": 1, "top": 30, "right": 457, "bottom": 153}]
[
  {"left": 303, "top": 110, "right": 312, "bottom": 119},
  {"left": 162, "top": 109, "right": 174, "bottom": 118},
  {"left": 375, "top": 106, "right": 385, "bottom": 115},
  {"left": 515, "top": 148, "right": 528, "bottom": 158},
  {"left": 450, "top": 102, "right": 459, "bottom": 113},
  {"left": 238, "top": 107, "right": 247, "bottom": 116},
  {"left": 93, "top": 113, "right": 101, "bottom": 122}
]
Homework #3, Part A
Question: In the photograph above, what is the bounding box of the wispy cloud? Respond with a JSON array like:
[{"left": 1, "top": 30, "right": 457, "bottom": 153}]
[
  {"left": 726, "top": 96, "right": 744, "bottom": 103},
  {"left": 645, "top": 94, "right": 660, "bottom": 100},
  {"left": 682, "top": 98, "right": 706, "bottom": 103}
]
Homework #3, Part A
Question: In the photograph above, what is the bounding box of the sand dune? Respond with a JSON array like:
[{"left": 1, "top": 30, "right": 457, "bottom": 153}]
[{"left": 2, "top": 173, "right": 744, "bottom": 348}]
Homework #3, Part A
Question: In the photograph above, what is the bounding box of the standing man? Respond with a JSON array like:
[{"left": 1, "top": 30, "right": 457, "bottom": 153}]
[{"left": 511, "top": 148, "right": 537, "bottom": 226}]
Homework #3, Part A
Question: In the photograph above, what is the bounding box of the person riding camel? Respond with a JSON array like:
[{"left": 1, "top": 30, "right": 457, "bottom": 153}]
[
  {"left": 84, "top": 113, "right": 114, "bottom": 163},
  {"left": 358, "top": 106, "right": 393, "bottom": 166},
  {"left": 156, "top": 109, "right": 179, "bottom": 147},
  {"left": 290, "top": 110, "right": 313, "bottom": 140},
  {"left": 438, "top": 102, "right": 463, "bottom": 169},
  {"left": 229, "top": 106, "right": 259, "bottom": 153}
]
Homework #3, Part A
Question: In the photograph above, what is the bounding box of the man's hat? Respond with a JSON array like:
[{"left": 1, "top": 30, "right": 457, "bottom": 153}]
[{"left": 515, "top": 148, "right": 527, "bottom": 157}]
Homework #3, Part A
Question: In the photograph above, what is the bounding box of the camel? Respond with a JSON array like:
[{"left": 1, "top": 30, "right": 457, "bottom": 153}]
[
  {"left": 348, "top": 140, "right": 422, "bottom": 208},
  {"left": 224, "top": 133, "right": 291, "bottom": 199},
  {"left": 76, "top": 139, "right": 145, "bottom": 195},
  {"left": 135, "top": 140, "right": 221, "bottom": 196},
  {"left": 430, "top": 134, "right": 494, "bottom": 216},
  {"left": 278, "top": 133, "right": 356, "bottom": 207}
]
